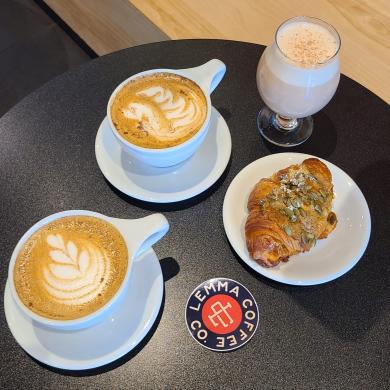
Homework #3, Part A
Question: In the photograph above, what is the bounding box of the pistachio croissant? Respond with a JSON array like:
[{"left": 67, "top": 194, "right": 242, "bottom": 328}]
[{"left": 245, "top": 158, "right": 337, "bottom": 267}]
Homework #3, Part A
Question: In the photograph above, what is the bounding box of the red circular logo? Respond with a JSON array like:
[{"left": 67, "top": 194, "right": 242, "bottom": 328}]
[{"left": 201, "top": 294, "right": 242, "bottom": 335}]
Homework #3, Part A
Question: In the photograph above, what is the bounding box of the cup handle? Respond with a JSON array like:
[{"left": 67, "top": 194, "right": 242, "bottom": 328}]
[
  {"left": 186, "top": 59, "right": 226, "bottom": 94},
  {"left": 120, "top": 214, "right": 169, "bottom": 260}
]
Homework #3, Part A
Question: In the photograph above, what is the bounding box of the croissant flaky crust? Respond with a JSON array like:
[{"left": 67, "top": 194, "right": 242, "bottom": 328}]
[{"left": 245, "top": 158, "right": 337, "bottom": 268}]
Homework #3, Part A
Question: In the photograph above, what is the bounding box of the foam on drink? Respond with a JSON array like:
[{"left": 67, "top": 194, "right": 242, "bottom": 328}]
[
  {"left": 257, "top": 17, "right": 340, "bottom": 118},
  {"left": 277, "top": 21, "right": 338, "bottom": 67}
]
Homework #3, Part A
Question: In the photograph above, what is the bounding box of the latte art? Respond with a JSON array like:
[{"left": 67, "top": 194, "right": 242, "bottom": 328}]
[
  {"left": 111, "top": 73, "right": 207, "bottom": 149},
  {"left": 14, "top": 216, "right": 128, "bottom": 320},
  {"left": 43, "top": 234, "right": 110, "bottom": 305},
  {"left": 124, "top": 85, "right": 201, "bottom": 135}
]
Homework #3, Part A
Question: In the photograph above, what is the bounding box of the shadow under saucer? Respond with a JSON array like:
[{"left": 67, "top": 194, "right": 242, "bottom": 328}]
[
  {"left": 5, "top": 249, "right": 165, "bottom": 372},
  {"left": 95, "top": 107, "right": 232, "bottom": 203}
]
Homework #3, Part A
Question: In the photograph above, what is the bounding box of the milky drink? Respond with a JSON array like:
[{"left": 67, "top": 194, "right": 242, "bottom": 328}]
[{"left": 257, "top": 19, "right": 340, "bottom": 118}]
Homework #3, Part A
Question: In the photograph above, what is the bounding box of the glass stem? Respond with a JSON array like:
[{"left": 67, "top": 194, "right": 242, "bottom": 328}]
[{"left": 273, "top": 114, "right": 298, "bottom": 132}]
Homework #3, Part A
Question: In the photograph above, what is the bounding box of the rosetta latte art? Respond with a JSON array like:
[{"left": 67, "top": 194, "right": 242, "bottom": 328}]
[{"left": 43, "top": 234, "right": 110, "bottom": 305}]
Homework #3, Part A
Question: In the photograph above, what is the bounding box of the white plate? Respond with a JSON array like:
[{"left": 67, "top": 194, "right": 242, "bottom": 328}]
[
  {"left": 4, "top": 249, "right": 163, "bottom": 370},
  {"left": 223, "top": 153, "right": 371, "bottom": 286},
  {"left": 95, "top": 107, "right": 232, "bottom": 203}
]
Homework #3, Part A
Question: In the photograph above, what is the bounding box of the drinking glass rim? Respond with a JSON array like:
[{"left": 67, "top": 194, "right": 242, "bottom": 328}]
[{"left": 274, "top": 16, "right": 341, "bottom": 67}]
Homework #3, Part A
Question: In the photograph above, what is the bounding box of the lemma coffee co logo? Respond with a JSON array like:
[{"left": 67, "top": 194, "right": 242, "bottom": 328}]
[{"left": 185, "top": 278, "right": 259, "bottom": 352}]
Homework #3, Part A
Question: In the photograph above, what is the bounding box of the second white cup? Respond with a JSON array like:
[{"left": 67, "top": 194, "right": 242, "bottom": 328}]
[
  {"left": 107, "top": 59, "right": 226, "bottom": 167},
  {"left": 8, "top": 210, "right": 169, "bottom": 331}
]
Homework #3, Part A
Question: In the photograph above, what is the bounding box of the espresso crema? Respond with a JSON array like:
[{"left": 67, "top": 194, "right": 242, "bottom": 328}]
[
  {"left": 111, "top": 73, "right": 207, "bottom": 149},
  {"left": 13, "top": 216, "right": 128, "bottom": 320}
]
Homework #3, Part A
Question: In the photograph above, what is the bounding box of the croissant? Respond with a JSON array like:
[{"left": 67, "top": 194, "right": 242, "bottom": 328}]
[{"left": 245, "top": 158, "right": 337, "bottom": 267}]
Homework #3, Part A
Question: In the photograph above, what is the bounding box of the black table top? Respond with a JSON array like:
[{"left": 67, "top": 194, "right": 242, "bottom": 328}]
[{"left": 0, "top": 39, "right": 389, "bottom": 389}]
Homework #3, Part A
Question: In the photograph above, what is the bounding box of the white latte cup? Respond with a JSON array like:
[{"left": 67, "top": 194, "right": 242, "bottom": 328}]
[
  {"left": 107, "top": 59, "right": 226, "bottom": 167},
  {"left": 8, "top": 210, "right": 169, "bottom": 330}
]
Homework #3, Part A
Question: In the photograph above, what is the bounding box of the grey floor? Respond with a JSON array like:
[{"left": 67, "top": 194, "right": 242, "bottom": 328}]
[{"left": 0, "top": 0, "right": 94, "bottom": 117}]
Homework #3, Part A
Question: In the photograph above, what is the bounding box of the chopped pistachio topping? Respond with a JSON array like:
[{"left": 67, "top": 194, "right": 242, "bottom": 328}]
[
  {"left": 284, "top": 226, "right": 293, "bottom": 236},
  {"left": 314, "top": 204, "right": 322, "bottom": 215},
  {"left": 261, "top": 168, "right": 332, "bottom": 234}
]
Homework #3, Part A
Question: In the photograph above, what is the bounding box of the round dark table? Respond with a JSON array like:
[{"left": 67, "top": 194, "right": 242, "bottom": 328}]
[{"left": 0, "top": 40, "right": 389, "bottom": 389}]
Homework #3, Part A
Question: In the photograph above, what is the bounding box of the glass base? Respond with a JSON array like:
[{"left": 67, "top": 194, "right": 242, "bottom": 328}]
[{"left": 257, "top": 106, "right": 313, "bottom": 147}]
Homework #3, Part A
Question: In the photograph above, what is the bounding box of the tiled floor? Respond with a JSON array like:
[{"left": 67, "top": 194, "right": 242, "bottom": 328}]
[{"left": 0, "top": 0, "right": 94, "bottom": 117}]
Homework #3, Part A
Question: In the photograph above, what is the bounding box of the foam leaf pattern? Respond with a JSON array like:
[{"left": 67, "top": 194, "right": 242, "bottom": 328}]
[
  {"left": 78, "top": 249, "right": 89, "bottom": 275},
  {"left": 49, "top": 263, "right": 81, "bottom": 279},
  {"left": 67, "top": 241, "right": 78, "bottom": 262},
  {"left": 44, "top": 234, "right": 110, "bottom": 305},
  {"left": 49, "top": 250, "right": 73, "bottom": 265},
  {"left": 47, "top": 234, "right": 65, "bottom": 250}
]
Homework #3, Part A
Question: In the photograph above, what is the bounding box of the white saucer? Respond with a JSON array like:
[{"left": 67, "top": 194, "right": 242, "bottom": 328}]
[
  {"left": 4, "top": 249, "right": 163, "bottom": 370},
  {"left": 95, "top": 107, "right": 232, "bottom": 203},
  {"left": 223, "top": 153, "right": 371, "bottom": 286}
]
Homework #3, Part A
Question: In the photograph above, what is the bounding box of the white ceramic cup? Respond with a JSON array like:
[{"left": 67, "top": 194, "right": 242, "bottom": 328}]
[
  {"left": 107, "top": 59, "right": 226, "bottom": 167},
  {"left": 8, "top": 210, "right": 169, "bottom": 330}
]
